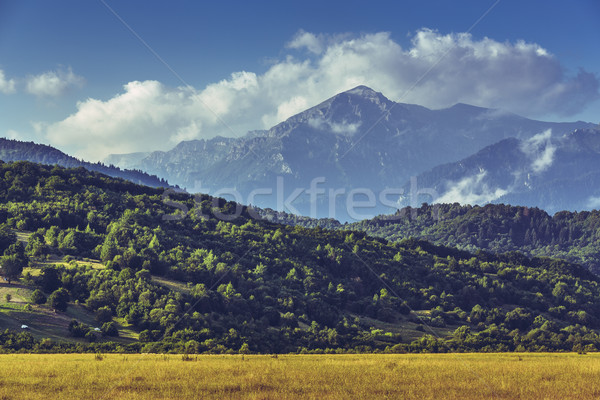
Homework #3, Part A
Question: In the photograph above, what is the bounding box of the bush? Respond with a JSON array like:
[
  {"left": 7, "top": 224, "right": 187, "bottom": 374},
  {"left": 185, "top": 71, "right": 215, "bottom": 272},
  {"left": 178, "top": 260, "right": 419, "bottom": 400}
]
[
  {"left": 31, "top": 289, "right": 47, "bottom": 305},
  {"left": 85, "top": 330, "right": 98, "bottom": 343},
  {"left": 139, "top": 329, "right": 154, "bottom": 342},
  {"left": 48, "top": 288, "right": 69, "bottom": 311},
  {"left": 101, "top": 322, "right": 119, "bottom": 337},
  {"left": 68, "top": 320, "right": 90, "bottom": 338},
  {"left": 95, "top": 306, "right": 113, "bottom": 324}
]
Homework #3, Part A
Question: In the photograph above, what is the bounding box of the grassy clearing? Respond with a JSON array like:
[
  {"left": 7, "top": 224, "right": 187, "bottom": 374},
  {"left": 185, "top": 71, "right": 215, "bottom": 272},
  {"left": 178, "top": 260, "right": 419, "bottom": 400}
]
[
  {"left": 0, "top": 353, "right": 598, "bottom": 399},
  {"left": 15, "top": 230, "right": 32, "bottom": 243},
  {"left": 31, "top": 256, "right": 106, "bottom": 270},
  {"left": 151, "top": 275, "right": 192, "bottom": 295},
  {"left": 0, "top": 280, "right": 138, "bottom": 343}
]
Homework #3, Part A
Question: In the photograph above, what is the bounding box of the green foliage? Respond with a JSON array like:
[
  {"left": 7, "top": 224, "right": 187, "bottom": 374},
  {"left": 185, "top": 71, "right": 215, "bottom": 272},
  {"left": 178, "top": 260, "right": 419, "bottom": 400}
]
[
  {"left": 0, "top": 254, "right": 23, "bottom": 284},
  {"left": 101, "top": 322, "right": 119, "bottom": 337},
  {"left": 68, "top": 320, "right": 90, "bottom": 338},
  {"left": 348, "top": 203, "right": 600, "bottom": 275},
  {"left": 0, "top": 224, "right": 16, "bottom": 253},
  {"left": 48, "top": 288, "right": 69, "bottom": 311},
  {"left": 31, "top": 289, "right": 47, "bottom": 304},
  {"left": 95, "top": 306, "right": 113, "bottom": 324},
  {"left": 1, "top": 162, "right": 600, "bottom": 354}
]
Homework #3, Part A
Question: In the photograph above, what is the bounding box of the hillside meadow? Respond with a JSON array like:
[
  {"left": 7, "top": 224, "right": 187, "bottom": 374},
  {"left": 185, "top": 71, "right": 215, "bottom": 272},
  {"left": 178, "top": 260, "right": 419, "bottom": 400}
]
[{"left": 0, "top": 353, "right": 598, "bottom": 399}]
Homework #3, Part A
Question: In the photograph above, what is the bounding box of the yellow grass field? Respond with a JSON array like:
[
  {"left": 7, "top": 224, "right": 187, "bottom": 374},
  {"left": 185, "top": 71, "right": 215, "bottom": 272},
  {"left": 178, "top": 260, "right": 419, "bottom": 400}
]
[{"left": 0, "top": 353, "right": 598, "bottom": 399}]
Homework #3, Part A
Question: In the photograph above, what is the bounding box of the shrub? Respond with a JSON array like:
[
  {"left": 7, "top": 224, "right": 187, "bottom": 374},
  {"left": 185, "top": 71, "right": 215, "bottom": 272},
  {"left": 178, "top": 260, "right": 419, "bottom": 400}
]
[
  {"left": 101, "top": 322, "right": 119, "bottom": 337},
  {"left": 48, "top": 288, "right": 69, "bottom": 311},
  {"left": 31, "top": 289, "right": 47, "bottom": 305}
]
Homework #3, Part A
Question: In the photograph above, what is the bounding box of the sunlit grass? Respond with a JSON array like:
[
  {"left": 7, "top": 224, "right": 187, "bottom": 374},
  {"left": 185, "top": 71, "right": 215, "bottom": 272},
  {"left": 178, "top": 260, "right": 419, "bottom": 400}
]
[{"left": 0, "top": 353, "right": 598, "bottom": 399}]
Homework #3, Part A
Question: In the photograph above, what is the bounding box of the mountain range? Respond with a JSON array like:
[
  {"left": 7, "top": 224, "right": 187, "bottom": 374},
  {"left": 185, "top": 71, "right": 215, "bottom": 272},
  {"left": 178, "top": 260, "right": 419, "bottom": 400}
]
[
  {"left": 105, "top": 86, "right": 597, "bottom": 220},
  {"left": 0, "top": 138, "right": 170, "bottom": 189},
  {"left": 410, "top": 128, "right": 600, "bottom": 213}
]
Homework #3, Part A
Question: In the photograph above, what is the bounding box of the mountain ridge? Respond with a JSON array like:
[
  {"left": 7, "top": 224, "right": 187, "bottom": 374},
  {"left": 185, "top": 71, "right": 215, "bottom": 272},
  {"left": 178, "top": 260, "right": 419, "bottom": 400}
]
[
  {"left": 0, "top": 138, "right": 171, "bottom": 189},
  {"left": 105, "top": 85, "right": 597, "bottom": 219},
  {"left": 408, "top": 128, "right": 600, "bottom": 213}
]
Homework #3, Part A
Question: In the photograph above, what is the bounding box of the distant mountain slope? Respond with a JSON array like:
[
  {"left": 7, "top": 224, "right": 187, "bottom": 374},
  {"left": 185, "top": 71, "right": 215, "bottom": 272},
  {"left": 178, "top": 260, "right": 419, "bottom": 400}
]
[
  {"left": 409, "top": 128, "right": 600, "bottom": 213},
  {"left": 103, "top": 152, "right": 151, "bottom": 170},
  {"left": 108, "top": 86, "right": 595, "bottom": 219},
  {"left": 0, "top": 138, "right": 170, "bottom": 188},
  {"left": 348, "top": 203, "right": 600, "bottom": 275}
]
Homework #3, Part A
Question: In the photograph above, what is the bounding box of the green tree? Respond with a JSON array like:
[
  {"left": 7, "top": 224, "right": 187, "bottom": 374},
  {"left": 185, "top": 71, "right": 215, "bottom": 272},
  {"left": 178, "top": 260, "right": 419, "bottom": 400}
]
[
  {"left": 31, "top": 289, "right": 47, "bottom": 305},
  {"left": 100, "top": 239, "right": 118, "bottom": 263},
  {"left": 0, "top": 225, "right": 16, "bottom": 253},
  {"left": 0, "top": 254, "right": 23, "bottom": 284},
  {"left": 48, "top": 288, "right": 69, "bottom": 311},
  {"left": 95, "top": 306, "right": 113, "bottom": 324},
  {"left": 101, "top": 322, "right": 119, "bottom": 337}
]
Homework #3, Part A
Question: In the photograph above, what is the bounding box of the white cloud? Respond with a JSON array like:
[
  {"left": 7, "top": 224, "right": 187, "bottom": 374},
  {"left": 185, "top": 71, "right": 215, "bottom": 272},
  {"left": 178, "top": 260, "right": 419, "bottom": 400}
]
[
  {"left": 0, "top": 70, "right": 16, "bottom": 94},
  {"left": 308, "top": 117, "right": 361, "bottom": 135},
  {"left": 287, "top": 30, "right": 325, "bottom": 54},
  {"left": 26, "top": 67, "right": 85, "bottom": 97},
  {"left": 436, "top": 170, "right": 508, "bottom": 205},
  {"left": 520, "top": 129, "right": 556, "bottom": 173},
  {"left": 41, "top": 29, "right": 600, "bottom": 161},
  {"left": 4, "top": 129, "right": 21, "bottom": 140},
  {"left": 587, "top": 196, "right": 600, "bottom": 209}
]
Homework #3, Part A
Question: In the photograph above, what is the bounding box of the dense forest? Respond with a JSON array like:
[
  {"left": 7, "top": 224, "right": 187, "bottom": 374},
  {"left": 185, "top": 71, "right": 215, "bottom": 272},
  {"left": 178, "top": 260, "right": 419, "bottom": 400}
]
[
  {"left": 1, "top": 162, "right": 600, "bottom": 354},
  {"left": 0, "top": 138, "right": 170, "bottom": 188},
  {"left": 348, "top": 203, "right": 600, "bottom": 275}
]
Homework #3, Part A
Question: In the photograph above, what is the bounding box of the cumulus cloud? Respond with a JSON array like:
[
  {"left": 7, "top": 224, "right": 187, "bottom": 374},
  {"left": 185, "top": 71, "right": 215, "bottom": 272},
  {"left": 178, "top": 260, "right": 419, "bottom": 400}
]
[
  {"left": 0, "top": 70, "right": 16, "bottom": 94},
  {"left": 287, "top": 30, "right": 325, "bottom": 54},
  {"left": 287, "top": 30, "right": 351, "bottom": 55},
  {"left": 520, "top": 129, "right": 556, "bottom": 173},
  {"left": 42, "top": 29, "right": 600, "bottom": 161},
  {"left": 26, "top": 67, "right": 85, "bottom": 97},
  {"left": 435, "top": 170, "right": 508, "bottom": 205},
  {"left": 308, "top": 117, "right": 361, "bottom": 135}
]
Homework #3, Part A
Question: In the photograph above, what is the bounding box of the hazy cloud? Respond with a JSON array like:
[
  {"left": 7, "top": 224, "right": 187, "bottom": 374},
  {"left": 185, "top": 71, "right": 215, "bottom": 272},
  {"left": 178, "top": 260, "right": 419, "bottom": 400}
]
[
  {"left": 41, "top": 29, "right": 600, "bottom": 161},
  {"left": 436, "top": 170, "right": 508, "bottom": 205},
  {"left": 308, "top": 117, "right": 361, "bottom": 135},
  {"left": 520, "top": 129, "right": 556, "bottom": 173},
  {"left": 587, "top": 196, "right": 600, "bottom": 209},
  {"left": 0, "top": 70, "right": 16, "bottom": 94},
  {"left": 26, "top": 67, "right": 85, "bottom": 97},
  {"left": 4, "top": 129, "right": 20, "bottom": 140}
]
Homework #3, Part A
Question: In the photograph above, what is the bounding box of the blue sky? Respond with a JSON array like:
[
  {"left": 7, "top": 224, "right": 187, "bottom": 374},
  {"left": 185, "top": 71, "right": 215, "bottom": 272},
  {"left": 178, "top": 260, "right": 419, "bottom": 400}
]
[{"left": 0, "top": 0, "right": 598, "bottom": 161}]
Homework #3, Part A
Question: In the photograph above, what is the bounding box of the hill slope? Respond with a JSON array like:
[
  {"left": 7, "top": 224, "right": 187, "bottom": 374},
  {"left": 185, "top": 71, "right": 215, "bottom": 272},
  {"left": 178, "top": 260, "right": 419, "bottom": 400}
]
[
  {"left": 349, "top": 203, "right": 600, "bottom": 275},
  {"left": 1, "top": 162, "right": 600, "bottom": 353},
  {"left": 0, "top": 138, "right": 170, "bottom": 188}
]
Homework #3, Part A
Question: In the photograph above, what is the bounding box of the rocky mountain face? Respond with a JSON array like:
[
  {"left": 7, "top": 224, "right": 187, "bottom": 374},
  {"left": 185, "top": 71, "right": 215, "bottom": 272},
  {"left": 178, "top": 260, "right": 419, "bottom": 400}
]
[
  {"left": 0, "top": 138, "right": 170, "bottom": 188},
  {"left": 410, "top": 128, "right": 600, "bottom": 213},
  {"left": 104, "top": 152, "right": 151, "bottom": 170},
  {"left": 107, "top": 86, "right": 596, "bottom": 220}
]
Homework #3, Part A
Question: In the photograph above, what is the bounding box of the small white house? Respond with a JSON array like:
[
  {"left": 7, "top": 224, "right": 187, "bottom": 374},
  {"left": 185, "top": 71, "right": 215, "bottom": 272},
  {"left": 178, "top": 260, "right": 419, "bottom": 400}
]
[{"left": 21, "top": 325, "right": 29, "bottom": 329}]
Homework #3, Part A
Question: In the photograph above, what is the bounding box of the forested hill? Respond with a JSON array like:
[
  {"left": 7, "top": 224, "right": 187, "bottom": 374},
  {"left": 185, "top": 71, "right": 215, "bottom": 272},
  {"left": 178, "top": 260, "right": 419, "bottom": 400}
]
[
  {"left": 0, "top": 138, "right": 170, "bottom": 188},
  {"left": 2, "top": 162, "right": 600, "bottom": 353},
  {"left": 348, "top": 203, "right": 600, "bottom": 275}
]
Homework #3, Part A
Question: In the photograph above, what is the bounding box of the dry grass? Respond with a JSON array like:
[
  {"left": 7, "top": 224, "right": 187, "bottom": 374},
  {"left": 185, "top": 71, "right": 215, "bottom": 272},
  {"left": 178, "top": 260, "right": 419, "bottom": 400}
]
[{"left": 0, "top": 353, "right": 598, "bottom": 399}]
